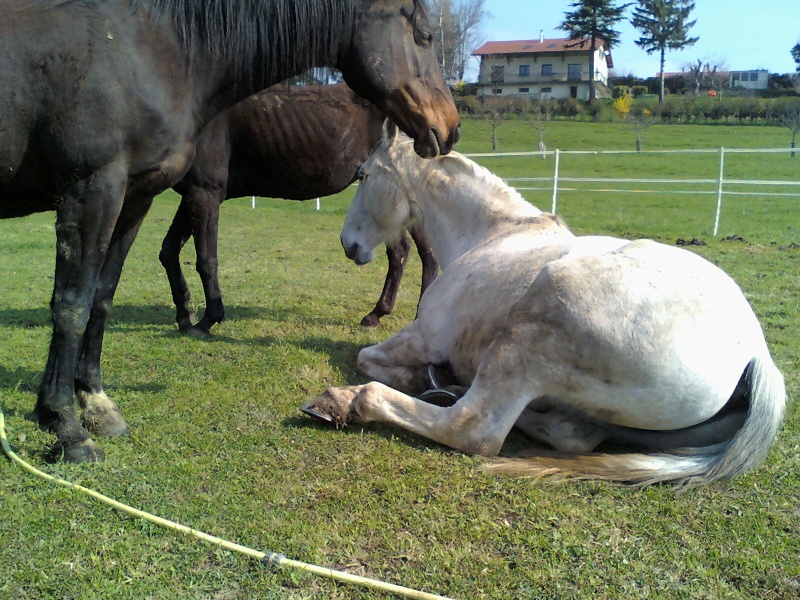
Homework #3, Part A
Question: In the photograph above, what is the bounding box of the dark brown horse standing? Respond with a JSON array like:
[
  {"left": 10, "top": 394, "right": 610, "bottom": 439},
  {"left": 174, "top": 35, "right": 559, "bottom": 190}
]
[
  {"left": 0, "top": 0, "right": 459, "bottom": 462},
  {"left": 160, "top": 83, "right": 437, "bottom": 338}
]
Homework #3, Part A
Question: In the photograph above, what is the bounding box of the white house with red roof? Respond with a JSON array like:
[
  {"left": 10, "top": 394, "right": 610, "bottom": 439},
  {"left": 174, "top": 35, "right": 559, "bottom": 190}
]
[{"left": 472, "top": 34, "right": 614, "bottom": 100}]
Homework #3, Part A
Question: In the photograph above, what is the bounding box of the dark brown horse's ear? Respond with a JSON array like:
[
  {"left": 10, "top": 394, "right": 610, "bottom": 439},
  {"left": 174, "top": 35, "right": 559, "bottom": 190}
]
[{"left": 382, "top": 119, "right": 399, "bottom": 144}]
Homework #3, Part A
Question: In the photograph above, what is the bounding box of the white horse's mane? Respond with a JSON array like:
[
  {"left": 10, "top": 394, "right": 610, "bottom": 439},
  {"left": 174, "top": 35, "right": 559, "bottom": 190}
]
[{"left": 419, "top": 149, "right": 542, "bottom": 216}]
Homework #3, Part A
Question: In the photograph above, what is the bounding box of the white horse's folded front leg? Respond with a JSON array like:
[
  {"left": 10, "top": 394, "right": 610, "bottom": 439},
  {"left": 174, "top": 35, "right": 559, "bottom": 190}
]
[
  {"left": 351, "top": 382, "right": 511, "bottom": 456},
  {"left": 302, "top": 382, "right": 495, "bottom": 454}
]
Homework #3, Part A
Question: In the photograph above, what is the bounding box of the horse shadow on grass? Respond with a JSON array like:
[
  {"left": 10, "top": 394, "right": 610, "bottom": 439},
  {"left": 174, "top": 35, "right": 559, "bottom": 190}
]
[
  {"left": 0, "top": 294, "right": 370, "bottom": 336},
  {"left": 0, "top": 302, "right": 277, "bottom": 333}
]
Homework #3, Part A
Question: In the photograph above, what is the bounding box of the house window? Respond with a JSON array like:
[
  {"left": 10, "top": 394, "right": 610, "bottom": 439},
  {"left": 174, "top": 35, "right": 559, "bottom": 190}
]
[
  {"left": 519, "top": 65, "right": 530, "bottom": 77},
  {"left": 750, "top": 71, "right": 759, "bottom": 81},
  {"left": 568, "top": 64, "right": 582, "bottom": 81},
  {"left": 541, "top": 87, "right": 552, "bottom": 93},
  {"left": 492, "top": 88, "right": 503, "bottom": 95},
  {"left": 570, "top": 86, "right": 578, "bottom": 98},
  {"left": 741, "top": 72, "right": 749, "bottom": 82},
  {"left": 732, "top": 73, "right": 741, "bottom": 81},
  {"left": 541, "top": 64, "right": 553, "bottom": 76},
  {"left": 491, "top": 65, "right": 505, "bottom": 84},
  {"left": 518, "top": 88, "right": 529, "bottom": 93}
]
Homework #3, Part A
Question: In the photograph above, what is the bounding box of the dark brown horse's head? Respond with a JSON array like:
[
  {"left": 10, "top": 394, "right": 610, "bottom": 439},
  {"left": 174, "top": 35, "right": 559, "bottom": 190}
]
[{"left": 342, "top": 0, "right": 460, "bottom": 158}]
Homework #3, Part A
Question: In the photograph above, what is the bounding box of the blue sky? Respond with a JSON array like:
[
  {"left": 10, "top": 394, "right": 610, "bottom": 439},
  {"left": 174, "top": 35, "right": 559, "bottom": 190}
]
[{"left": 475, "top": 0, "right": 799, "bottom": 79}]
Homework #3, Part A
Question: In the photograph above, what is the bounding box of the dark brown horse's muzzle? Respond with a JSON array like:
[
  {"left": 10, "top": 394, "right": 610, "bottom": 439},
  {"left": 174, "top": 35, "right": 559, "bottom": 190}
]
[{"left": 383, "top": 83, "right": 460, "bottom": 158}]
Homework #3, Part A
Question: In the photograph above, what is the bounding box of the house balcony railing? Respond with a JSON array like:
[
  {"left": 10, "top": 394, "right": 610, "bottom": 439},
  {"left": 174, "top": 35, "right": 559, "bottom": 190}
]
[
  {"left": 483, "top": 72, "right": 609, "bottom": 87},
  {"left": 485, "top": 73, "right": 592, "bottom": 85}
]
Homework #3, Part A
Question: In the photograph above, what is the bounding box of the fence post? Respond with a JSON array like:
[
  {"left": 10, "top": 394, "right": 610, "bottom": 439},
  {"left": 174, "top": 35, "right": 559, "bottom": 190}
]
[
  {"left": 551, "top": 149, "right": 560, "bottom": 214},
  {"left": 712, "top": 147, "right": 725, "bottom": 237}
]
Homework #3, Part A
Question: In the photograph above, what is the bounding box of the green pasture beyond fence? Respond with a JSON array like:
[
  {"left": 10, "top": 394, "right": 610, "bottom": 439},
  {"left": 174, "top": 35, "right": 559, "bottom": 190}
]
[{"left": 467, "top": 147, "right": 800, "bottom": 237}]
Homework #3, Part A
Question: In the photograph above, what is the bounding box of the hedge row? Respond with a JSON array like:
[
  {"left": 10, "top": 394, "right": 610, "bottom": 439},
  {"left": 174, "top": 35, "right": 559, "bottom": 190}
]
[{"left": 454, "top": 94, "right": 800, "bottom": 126}]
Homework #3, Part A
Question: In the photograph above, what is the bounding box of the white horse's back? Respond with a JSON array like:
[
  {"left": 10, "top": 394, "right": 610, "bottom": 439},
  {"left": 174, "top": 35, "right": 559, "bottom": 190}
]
[{"left": 508, "top": 238, "right": 767, "bottom": 429}]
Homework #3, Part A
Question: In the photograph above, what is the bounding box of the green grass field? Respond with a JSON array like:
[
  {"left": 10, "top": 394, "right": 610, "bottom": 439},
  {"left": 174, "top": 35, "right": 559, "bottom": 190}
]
[{"left": 1, "top": 119, "right": 798, "bottom": 599}]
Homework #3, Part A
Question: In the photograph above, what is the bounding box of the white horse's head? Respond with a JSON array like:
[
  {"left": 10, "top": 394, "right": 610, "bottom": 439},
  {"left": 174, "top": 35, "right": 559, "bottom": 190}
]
[{"left": 341, "top": 120, "right": 421, "bottom": 265}]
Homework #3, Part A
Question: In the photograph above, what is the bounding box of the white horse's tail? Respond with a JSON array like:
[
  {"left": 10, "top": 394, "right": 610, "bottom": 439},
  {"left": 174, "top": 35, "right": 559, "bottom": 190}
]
[{"left": 484, "top": 356, "right": 786, "bottom": 487}]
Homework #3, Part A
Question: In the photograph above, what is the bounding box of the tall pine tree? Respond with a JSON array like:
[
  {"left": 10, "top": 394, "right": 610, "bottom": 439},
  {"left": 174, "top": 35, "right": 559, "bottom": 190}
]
[
  {"left": 792, "top": 42, "right": 800, "bottom": 72},
  {"left": 631, "top": 0, "right": 698, "bottom": 103},
  {"left": 559, "top": 0, "right": 630, "bottom": 101}
]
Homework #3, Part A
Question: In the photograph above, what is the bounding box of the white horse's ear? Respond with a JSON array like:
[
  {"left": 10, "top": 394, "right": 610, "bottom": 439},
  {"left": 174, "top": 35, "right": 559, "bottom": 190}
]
[{"left": 382, "top": 119, "right": 399, "bottom": 145}]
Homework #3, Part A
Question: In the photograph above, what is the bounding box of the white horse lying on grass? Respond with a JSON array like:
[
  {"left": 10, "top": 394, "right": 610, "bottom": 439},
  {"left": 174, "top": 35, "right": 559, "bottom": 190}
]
[{"left": 302, "top": 122, "right": 786, "bottom": 487}]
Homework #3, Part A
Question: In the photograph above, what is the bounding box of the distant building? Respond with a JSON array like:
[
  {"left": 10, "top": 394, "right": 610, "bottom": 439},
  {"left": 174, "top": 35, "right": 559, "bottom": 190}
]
[
  {"left": 729, "top": 70, "right": 768, "bottom": 90},
  {"left": 659, "top": 69, "right": 769, "bottom": 91},
  {"left": 471, "top": 34, "right": 614, "bottom": 100}
]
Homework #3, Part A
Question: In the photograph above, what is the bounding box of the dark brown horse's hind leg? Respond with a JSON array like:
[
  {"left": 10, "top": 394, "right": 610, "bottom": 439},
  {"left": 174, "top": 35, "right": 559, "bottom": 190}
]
[
  {"left": 76, "top": 197, "right": 154, "bottom": 439},
  {"left": 361, "top": 233, "right": 413, "bottom": 327},
  {"left": 159, "top": 198, "right": 196, "bottom": 332},
  {"left": 186, "top": 187, "right": 225, "bottom": 338},
  {"left": 35, "top": 167, "right": 127, "bottom": 463}
]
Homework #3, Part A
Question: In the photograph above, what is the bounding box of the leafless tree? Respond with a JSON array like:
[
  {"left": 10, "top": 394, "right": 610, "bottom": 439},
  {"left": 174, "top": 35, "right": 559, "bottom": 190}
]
[
  {"left": 430, "top": 0, "right": 490, "bottom": 82},
  {"left": 683, "top": 59, "right": 728, "bottom": 95},
  {"left": 479, "top": 97, "right": 512, "bottom": 151},
  {"left": 523, "top": 101, "right": 554, "bottom": 158},
  {"left": 779, "top": 105, "right": 800, "bottom": 157},
  {"left": 626, "top": 108, "right": 656, "bottom": 152}
]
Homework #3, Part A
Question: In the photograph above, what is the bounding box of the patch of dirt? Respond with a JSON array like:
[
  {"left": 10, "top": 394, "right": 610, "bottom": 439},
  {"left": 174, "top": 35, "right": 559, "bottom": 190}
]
[
  {"left": 676, "top": 238, "right": 707, "bottom": 247},
  {"left": 721, "top": 234, "right": 748, "bottom": 243}
]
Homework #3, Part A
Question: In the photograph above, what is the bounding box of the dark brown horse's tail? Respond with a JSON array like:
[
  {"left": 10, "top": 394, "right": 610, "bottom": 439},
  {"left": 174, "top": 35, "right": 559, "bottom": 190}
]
[{"left": 483, "top": 356, "right": 786, "bottom": 488}]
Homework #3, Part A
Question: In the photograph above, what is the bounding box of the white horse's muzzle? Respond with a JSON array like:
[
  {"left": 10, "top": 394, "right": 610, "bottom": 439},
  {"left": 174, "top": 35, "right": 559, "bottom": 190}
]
[{"left": 341, "top": 235, "right": 375, "bottom": 265}]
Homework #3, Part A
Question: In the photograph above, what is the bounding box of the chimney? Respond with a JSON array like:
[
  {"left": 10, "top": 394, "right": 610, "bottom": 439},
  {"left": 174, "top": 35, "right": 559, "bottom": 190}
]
[{"left": 539, "top": 30, "right": 544, "bottom": 43}]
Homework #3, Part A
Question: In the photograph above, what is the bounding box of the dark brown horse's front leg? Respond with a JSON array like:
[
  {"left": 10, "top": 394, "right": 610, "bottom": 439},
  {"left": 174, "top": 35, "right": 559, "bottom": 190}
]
[
  {"left": 410, "top": 225, "right": 438, "bottom": 317},
  {"left": 76, "top": 197, "right": 154, "bottom": 439},
  {"left": 159, "top": 198, "right": 195, "bottom": 332},
  {"left": 361, "top": 233, "right": 413, "bottom": 327},
  {"left": 35, "top": 167, "right": 126, "bottom": 463}
]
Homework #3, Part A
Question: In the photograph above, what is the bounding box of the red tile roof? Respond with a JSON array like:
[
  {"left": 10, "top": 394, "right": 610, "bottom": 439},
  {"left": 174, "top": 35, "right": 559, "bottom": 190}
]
[{"left": 473, "top": 37, "right": 613, "bottom": 68}]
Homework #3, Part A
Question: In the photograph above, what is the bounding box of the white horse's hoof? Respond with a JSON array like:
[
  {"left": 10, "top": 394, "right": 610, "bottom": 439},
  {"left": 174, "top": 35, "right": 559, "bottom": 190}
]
[{"left": 301, "top": 387, "right": 359, "bottom": 428}]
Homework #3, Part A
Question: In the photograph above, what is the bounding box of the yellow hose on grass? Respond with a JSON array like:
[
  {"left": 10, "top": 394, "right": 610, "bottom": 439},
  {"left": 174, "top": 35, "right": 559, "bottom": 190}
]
[{"left": 0, "top": 406, "right": 456, "bottom": 600}]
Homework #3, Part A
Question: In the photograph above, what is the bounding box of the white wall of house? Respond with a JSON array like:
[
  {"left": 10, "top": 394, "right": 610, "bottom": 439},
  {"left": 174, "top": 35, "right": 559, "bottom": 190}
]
[{"left": 475, "top": 47, "right": 609, "bottom": 100}]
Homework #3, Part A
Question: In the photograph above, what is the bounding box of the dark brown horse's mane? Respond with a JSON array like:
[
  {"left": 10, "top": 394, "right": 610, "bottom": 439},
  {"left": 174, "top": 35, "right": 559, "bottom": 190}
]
[
  {"left": 135, "top": 0, "right": 358, "bottom": 82},
  {"left": 22, "top": 0, "right": 360, "bottom": 84}
]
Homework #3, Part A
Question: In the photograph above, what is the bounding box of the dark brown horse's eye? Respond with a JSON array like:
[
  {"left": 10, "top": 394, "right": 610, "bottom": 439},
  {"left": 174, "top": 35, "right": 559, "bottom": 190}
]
[{"left": 417, "top": 29, "right": 433, "bottom": 45}]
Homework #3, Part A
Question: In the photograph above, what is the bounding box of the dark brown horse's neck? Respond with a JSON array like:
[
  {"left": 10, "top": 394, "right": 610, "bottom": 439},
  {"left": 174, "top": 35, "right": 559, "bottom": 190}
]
[{"left": 189, "top": 52, "right": 352, "bottom": 137}]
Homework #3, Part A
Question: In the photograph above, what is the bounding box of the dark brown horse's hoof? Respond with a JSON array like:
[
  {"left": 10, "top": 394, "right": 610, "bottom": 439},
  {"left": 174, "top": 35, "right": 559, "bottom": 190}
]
[
  {"left": 360, "top": 313, "right": 383, "bottom": 327},
  {"left": 177, "top": 316, "right": 195, "bottom": 333},
  {"left": 48, "top": 438, "right": 106, "bottom": 463},
  {"left": 185, "top": 325, "right": 213, "bottom": 340}
]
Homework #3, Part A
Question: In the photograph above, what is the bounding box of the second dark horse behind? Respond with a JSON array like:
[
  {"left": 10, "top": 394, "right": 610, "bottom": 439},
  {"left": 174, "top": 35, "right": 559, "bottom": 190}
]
[
  {"left": 161, "top": 83, "right": 438, "bottom": 338},
  {"left": 0, "top": 0, "right": 460, "bottom": 462}
]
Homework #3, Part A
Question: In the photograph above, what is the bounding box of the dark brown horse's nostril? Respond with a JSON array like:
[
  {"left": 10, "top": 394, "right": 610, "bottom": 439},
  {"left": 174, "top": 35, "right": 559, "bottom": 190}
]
[{"left": 451, "top": 124, "right": 461, "bottom": 146}]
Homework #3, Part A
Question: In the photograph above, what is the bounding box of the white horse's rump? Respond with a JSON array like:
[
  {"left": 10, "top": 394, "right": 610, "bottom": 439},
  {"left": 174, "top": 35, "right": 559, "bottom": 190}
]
[{"left": 304, "top": 122, "right": 785, "bottom": 487}]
